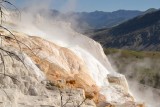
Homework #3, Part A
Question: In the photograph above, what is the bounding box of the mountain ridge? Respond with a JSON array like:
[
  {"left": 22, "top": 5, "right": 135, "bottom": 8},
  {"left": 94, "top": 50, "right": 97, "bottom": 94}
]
[{"left": 90, "top": 9, "right": 160, "bottom": 51}]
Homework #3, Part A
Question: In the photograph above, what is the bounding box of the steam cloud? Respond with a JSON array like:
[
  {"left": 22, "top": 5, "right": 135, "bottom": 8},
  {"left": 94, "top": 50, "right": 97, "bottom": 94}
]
[
  {"left": 7, "top": 0, "right": 115, "bottom": 86},
  {"left": 107, "top": 52, "right": 160, "bottom": 107}
]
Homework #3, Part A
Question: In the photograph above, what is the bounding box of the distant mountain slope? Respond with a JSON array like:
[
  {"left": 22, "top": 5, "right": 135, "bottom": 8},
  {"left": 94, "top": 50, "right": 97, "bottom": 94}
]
[
  {"left": 142, "top": 8, "right": 157, "bottom": 15},
  {"left": 91, "top": 9, "right": 160, "bottom": 51},
  {"left": 74, "top": 10, "right": 142, "bottom": 29}
]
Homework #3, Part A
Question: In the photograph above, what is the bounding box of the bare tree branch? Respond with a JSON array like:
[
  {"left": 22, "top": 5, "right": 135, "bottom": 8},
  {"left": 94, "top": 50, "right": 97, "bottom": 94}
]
[
  {"left": 0, "top": 46, "right": 29, "bottom": 71},
  {"left": 0, "top": 25, "right": 22, "bottom": 51},
  {"left": 58, "top": 88, "right": 63, "bottom": 107},
  {"left": 0, "top": 34, "right": 37, "bottom": 56},
  {"left": 77, "top": 98, "right": 87, "bottom": 107},
  {"left": 0, "top": 72, "right": 20, "bottom": 83},
  {"left": 62, "top": 89, "right": 72, "bottom": 107},
  {"left": 0, "top": 52, "right": 5, "bottom": 77},
  {"left": 0, "top": 86, "right": 11, "bottom": 101},
  {"left": 1, "top": 0, "right": 21, "bottom": 18}
]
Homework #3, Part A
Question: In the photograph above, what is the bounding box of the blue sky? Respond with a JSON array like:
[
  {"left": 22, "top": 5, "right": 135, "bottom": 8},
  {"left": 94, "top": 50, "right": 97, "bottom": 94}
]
[{"left": 14, "top": 0, "right": 160, "bottom": 12}]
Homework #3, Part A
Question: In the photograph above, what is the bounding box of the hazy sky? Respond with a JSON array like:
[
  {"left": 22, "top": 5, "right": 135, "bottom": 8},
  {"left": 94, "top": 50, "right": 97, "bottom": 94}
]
[{"left": 14, "top": 0, "right": 160, "bottom": 12}]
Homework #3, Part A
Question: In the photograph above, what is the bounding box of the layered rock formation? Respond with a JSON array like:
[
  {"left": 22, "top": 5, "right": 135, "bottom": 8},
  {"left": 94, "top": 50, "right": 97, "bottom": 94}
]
[
  {"left": 0, "top": 35, "right": 96, "bottom": 107},
  {"left": 0, "top": 27, "right": 139, "bottom": 107}
]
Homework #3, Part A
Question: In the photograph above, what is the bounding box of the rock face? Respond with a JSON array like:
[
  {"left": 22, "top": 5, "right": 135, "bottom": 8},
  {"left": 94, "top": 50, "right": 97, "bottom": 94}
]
[
  {"left": 1, "top": 8, "right": 142, "bottom": 105},
  {"left": 1, "top": 30, "right": 102, "bottom": 103},
  {"left": 0, "top": 46, "right": 96, "bottom": 107},
  {"left": 0, "top": 28, "right": 136, "bottom": 107}
]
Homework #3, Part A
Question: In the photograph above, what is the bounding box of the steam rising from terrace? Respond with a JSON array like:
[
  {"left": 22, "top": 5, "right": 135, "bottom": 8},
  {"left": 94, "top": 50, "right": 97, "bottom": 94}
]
[
  {"left": 4, "top": 0, "right": 157, "bottom": 106},
  {"left": 7, "top": 0, "right": 116, "bottom": 86}
]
